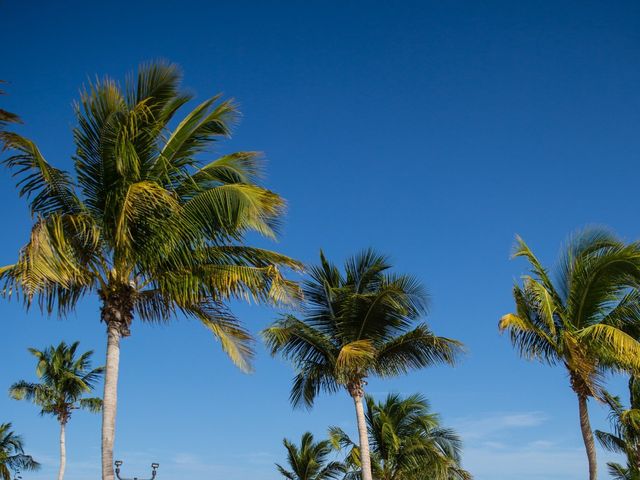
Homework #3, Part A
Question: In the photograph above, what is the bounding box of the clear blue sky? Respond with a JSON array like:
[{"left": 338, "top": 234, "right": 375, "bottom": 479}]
[{"left": 2, "top": 1, "right": 640, "bottom": 479}]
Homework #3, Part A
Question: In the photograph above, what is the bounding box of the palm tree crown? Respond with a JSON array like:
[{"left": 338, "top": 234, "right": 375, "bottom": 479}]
[
  {"left": 330, "top": 393, "right": 471, "bottom": 480},
  {"left": 276, "top": 432, "right": 345, "bottom": 480},
  {"left": 10, "top": 341, "right": 104, "bottom": 424},
  {"left": 10, "top": 341, "right": 103, "bottom": 480},
  {"left": 499, "top": 229, "right": 640, "bottom": 480},
  {"left": 0, "top": 423, "right": 39, "bottom": 480},
  {"left": 596, "top": 376, "right": 640, "bottom": 480},
  {"left": 0, "top": 62, "right": 300, "bottom": 350},
  {"left": 263, "top": 249, "right": 462, "bottom": 407}
]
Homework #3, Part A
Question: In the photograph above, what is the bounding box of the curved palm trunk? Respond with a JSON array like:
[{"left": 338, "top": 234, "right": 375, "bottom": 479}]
[
  {"left": 101, "top": 324, "right": 121, "bottom": 480},
  {"left": 348, "top": 382, "right": 373, "bottom": 480},
  {"left": 58, "top": 422, "right": 66, "bottom": 480},
  {"left": 577, "top": 393, "right": 597, "bottom": 480}
]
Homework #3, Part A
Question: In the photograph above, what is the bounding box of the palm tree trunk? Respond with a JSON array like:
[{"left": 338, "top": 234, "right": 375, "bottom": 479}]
[
  {"left": 577, "top": 392, "right": 597, "bottom": 480},
  {"left": 101, "top": 324, "right": 121, "bottom": 480},
  {"left": 349, "top": 382, "right": 373, "bottom": 480},
  {"left": 58, "top": 422, "right": 66, "bottom": 480},
  {"left": 100, "top": 285, "right": 135, "bottom": 480}
]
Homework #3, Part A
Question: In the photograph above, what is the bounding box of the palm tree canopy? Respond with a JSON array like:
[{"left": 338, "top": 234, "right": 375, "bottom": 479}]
[
  {"left": 596, "top": 376, "right": 640, "bottom": 479},
  {"left": 0, "top": 423, "right": 39, "bottom": 480},
  {"left": 9, "top": 341, "right": 104, "bottom": 423},
  {"left": 0, "top": 61, "right": 302, "bottom": 371},
  {"left": 263, "top": 249, "right": 463, "bottom": 407},
  {"left": 330, "top": 393, "right": 471, "bottom": 480},
  {"left": 276, "top": 432, "right": 345, "bottom": 480},
  {"left": 499, "top": 229, "right": 640, "bottom": 398}
]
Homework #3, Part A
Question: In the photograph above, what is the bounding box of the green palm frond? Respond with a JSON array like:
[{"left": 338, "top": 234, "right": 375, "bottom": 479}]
[
  {"left": 0, "top": 423, "right": 40, "bottom": 480},
  {"left": 276, "top": 432, "right": 346, "bottom": 480}
]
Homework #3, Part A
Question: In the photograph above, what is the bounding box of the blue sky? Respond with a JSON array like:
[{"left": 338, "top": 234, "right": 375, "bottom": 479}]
[{"left": 2, "top": 1, "right": 640, "bottom": 479}]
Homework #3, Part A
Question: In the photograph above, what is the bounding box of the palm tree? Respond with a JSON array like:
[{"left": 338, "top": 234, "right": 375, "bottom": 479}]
[
  {"left": 0, "top": 61, "right": 302, "bottom": 480},
  {"left": 263, "top": 249, "right": 463, "bottom": 480},
  {"left": 330, "top": 393, "right": 471, "bottom": 480},
  {"left": 595, "top": 376, "right": 640, "bottom": 479},
  {"left": 9, "top": 341, "right": 104, "bottom": 480},
  {"left": 276, "top": 432, "right": 345, "bottom": 480},
  {"left": 0, "top": 423, "right": 39, "bottom": 480},
  {"left": 499, "top": 229, "right": 640, "bottom": 480}
]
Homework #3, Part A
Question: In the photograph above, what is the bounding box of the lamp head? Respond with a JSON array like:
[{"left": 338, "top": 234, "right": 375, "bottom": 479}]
[
  {"left": 115, "top": 460, "right": 123, "bottom": 468},
  {"left": 151, "top": 463, "right": 159, "bottom": 470}
]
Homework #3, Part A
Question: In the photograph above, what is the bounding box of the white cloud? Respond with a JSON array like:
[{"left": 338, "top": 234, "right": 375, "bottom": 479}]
[
  {"left": 453, "top": 411, "right": 548, "bottom": 440},
  {"left": 453, "top": 411, "right": 619, "bottom": 480}
]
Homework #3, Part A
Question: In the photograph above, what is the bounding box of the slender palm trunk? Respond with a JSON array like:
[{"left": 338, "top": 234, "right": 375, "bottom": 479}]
[
  {"left": 101, "top": 324, "right": 121, "bottom": 480},
  {"left": 100, "top": 285, "right": 135, "bottom": 480},
  {"left": 58, "top": 422, "right": 66, "bottom": 480},
  {"left": 577, "top": 393, "right": 597, "bottom": 480},
  {"left": 348, "top": 381, "right": 373, "bottom": 480}
]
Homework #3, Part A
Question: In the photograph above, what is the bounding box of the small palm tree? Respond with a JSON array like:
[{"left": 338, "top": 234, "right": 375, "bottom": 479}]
[
  {"left": 0, "top": 423, "right": 39, "bottom": 480},
  {"left": 276, "top": 432, "right": 345, "bottom": 480},
  {"left": 10, "top": 341, "right": 103, "bottom": 480},
  {"left": 0, "top": 61, "right": 301, "bottom": 480},
  {"left": 330, "top": 393, "right": 471, "bottom": 480},
  {"left": 263, "top": 249, "right": 463, "bottom": 480},
  {"left": 595, "top": 376, "right": 640, "bottom": 479},
  {"left": 499, "top": 229, "right": 640, "bottom": 480}
]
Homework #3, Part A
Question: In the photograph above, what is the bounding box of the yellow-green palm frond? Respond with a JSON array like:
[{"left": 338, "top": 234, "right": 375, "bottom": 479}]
[
  {"left": 336, "top": 340, "right": 375, "bottom": 376},
  {"left": 183, "top": 301, "right": 254, "bottom": 373},
  {"left": 578, "top": 324, "right": 640, "bottom": 372}
]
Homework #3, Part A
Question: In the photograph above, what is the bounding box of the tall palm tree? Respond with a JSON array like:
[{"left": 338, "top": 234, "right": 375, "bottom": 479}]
[
  {"left": 499, "top": 229, "right": 640, "bottom": 480},
  {"left": 9, "top": 341, "right": 104, "bottom": 480},
  {"left": 330, "top": 393, "right": 471, "bottom": 480},
  {"left": 0, "top": 61, "right": 302, "bottom": 480},
  {"left": 595, "top": 376, "right": 640, "bottom": 480},
  {"left": 0, "top": 423, "right": 39, "bottom": 480},
  {"left": 263, "top": 250, "right": 463, "bottom": 480},
  {"left": 276, "top": 432, "right": 345, "bottom": 480}
]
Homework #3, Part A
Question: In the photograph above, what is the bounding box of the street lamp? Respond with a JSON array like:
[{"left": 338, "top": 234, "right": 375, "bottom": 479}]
[{"left": 114, "top": 460, "right": 159, "bottom": 480}]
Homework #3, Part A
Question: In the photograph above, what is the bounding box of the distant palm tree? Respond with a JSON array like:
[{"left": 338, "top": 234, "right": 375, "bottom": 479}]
[
  {"left": 595, "top": 376, "right": 640, "bottom": 480},
  {"left": 0, "top": 423, "right": 39, "bottom": 480},
  {"left": 499, "top": 229, "right": 640, "bottom": 480},
  {"left": 263, "top": 250, "right": 463, "bottom": 480},
  {"left": 10, "top": 341, "right": 103, "bottom": 480},
  {"left": 0, "top": 61, "right": 302, "bottom": 480},
  {"left": 276, "top": 432, "right": 345, "bottom": 480},
  {"left": 330, "top": 393, "right": 471, "bottom": 480}
]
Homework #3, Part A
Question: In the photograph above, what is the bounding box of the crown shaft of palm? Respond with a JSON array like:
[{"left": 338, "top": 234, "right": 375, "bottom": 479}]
[
  {"left": 1, "top": 62, "right": 301, "bottom": 480},
  {"left": 499, "top": 230, "right": 640, "bottom": 480},
  {"left": 263, "top": 250, "right": 463, "bottom": 480}
]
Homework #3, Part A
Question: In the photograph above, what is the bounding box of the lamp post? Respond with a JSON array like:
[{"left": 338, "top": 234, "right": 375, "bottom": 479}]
[{"left": 114, "top": 460, "right": 159, "bottom": 480}]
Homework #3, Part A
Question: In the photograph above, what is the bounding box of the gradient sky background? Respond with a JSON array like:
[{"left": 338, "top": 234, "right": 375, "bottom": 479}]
[{"left": 2, "top": 1, "right": 640, "bottom": 479}]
